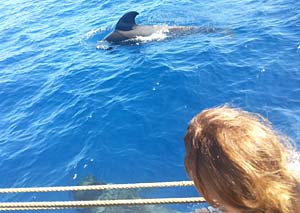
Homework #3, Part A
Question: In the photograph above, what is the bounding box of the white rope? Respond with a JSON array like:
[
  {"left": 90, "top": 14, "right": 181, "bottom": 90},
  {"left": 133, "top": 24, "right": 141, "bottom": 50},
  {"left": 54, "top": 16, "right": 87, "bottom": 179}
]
[
  {"left": 0, "top": 181, "right": 203, "bottom": 211},
  {"left": 0, "top": 181, "right": 194, "bottom": 193},
  {"left": 0, "top": 197, "right": 206, "bottom": 211}
]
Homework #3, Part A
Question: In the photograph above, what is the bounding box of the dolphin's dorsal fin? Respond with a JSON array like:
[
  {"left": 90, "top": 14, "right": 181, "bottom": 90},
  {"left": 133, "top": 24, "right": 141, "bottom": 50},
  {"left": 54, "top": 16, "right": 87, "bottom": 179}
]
[{"left": 115, "top": 11, "right": 139, "bottom": 31}]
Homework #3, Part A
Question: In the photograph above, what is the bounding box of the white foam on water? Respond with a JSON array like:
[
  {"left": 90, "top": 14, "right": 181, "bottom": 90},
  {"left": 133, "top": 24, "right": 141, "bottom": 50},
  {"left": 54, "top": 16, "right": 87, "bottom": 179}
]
[
  {"left": 85, "top": 27, "right": 106, "bottom": 39},
  {"left": 131, "top": 27, "right": 170, "bottom": 43},
  {"left": 73, "top": 173, "right": 78, "bottom": 180},
  {"left": 96, "top": 41, "right": 112, "bottom": 50}
]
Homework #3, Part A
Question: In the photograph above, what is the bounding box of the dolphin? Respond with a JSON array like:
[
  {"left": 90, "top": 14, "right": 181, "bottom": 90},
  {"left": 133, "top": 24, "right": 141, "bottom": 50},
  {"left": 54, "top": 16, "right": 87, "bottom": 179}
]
[
  {"left": 73, "top": 175, "right": 180, "bottom": 213},
  {"left": 103, "top": 11, "right": 201, "bottom": 44}
]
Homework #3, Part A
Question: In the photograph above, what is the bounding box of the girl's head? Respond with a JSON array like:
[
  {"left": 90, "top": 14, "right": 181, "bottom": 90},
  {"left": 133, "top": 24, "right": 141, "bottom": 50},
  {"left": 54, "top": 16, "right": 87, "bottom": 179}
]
[{"left": 184, "top": 106, "right": 298, "bottom": 212}]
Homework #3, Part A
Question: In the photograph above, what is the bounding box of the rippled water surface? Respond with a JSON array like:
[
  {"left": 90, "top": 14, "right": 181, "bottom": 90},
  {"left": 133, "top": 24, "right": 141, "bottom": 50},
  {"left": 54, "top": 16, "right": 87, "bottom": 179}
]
[{"left": 0, "top": 0, "right": 300, "bottom": 212}]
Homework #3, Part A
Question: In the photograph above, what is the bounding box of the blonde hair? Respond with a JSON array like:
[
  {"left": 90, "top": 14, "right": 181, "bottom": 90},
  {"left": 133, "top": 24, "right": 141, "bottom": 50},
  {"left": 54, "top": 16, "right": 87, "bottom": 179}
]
[{"left": 184, "top": 106, "right": 299, "bottom": 212}]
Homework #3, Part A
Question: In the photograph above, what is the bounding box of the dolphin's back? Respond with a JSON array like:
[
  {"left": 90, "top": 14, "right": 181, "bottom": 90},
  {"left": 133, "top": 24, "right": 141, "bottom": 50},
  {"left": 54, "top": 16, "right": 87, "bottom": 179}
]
[
  {"left": 104, "top": 31, "right": 129, "bottom": 43},
  {"left": 104, "top": 25, "right": 159, "bottom": 43},
  {"left": 102, "top": 11, "right": 219, "bottom": 45}
]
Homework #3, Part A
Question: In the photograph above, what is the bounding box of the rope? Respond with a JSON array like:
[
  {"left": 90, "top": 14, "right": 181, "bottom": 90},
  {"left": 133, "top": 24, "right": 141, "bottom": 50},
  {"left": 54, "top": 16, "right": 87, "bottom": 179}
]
[
  {"left": 0, "top": 207, "right": 60, "bottom": 211},
  {"left": 0, "top": 181, "right": 203, "bottom": 211},
  {"left": 0, "top": 181, "right": 194, "bottom": 193},
  {"left": 0, "top": 197, "right": 206, "bottom": 211}
]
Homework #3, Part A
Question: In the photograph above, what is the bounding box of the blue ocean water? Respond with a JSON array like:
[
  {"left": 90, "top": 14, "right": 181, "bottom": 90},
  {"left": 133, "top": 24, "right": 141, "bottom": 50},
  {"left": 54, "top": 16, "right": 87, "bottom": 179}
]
[{"left": 0, "top": 0, "right": 300, "bottom": 212}]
